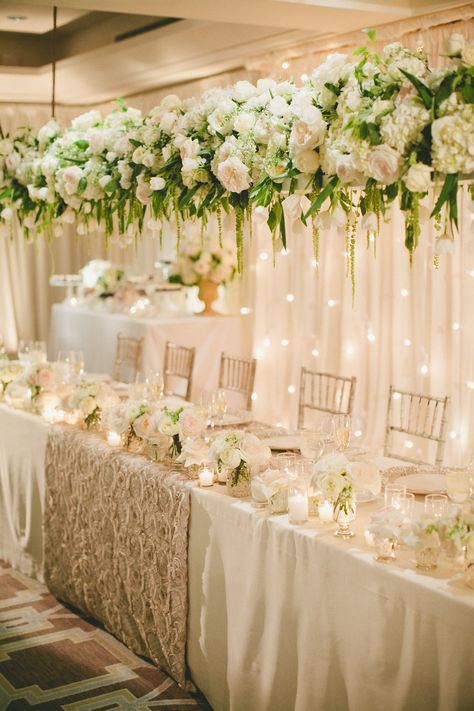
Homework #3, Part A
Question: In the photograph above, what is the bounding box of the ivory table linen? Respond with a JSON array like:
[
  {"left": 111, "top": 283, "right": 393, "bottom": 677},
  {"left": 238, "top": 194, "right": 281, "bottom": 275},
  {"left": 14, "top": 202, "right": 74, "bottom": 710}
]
[
  {"left": 0, "top": 404, "right": 48, "bottom": 580},
  {"left": 50, "top": 303, "right": 246, "bottom": 398}
]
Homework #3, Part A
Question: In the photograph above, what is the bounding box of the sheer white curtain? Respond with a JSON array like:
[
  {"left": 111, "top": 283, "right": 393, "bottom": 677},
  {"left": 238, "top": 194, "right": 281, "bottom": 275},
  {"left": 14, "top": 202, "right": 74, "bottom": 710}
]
[{"left": 245, "top": 191, "right": 473, "bottom": 466}]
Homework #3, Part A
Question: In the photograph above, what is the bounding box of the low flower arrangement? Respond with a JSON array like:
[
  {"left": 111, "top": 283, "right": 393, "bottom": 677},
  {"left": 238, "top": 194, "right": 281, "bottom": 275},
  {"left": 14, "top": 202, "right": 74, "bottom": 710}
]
[
  {"left": 315, "top": 453, "right": 381, "bottom": 519},
  {"left": 69, "top": 380, "right": 119, "bottom": 428},
  {"left": 102, "top": 400, "right": 150, "bottom": 449},
  {"left": 80, "top": 259, "right": 125, "bottom": 294},
  {"left": 209, "top": 430, "right": 271, "bottom": 496},
  {"left": 169, "top": 234, "right": 237, "bottom": 287},
  {"left": 0, "top": 362, "right": 22, "bottom": 395},
  {"left": 23, "top": 362, "right": 56, "bottom": 402}
]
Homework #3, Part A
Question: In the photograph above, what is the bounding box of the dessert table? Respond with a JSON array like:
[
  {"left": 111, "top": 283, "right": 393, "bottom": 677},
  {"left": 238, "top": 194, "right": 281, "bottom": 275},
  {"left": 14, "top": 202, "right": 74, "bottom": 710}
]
[{"left": 49, "top": 303, "right": 247, "bottom": 398}]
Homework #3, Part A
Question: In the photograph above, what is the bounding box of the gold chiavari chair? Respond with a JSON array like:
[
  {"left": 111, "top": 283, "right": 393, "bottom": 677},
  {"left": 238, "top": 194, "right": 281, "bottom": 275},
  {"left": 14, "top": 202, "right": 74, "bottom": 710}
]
[
  {"left": 384, "top": 386, "right": 449, "bottom": 466},
  {"left": 218, "top": 353, "right": 257, "bottom": 411},
  {"left": 297, "top": 368, "right": 356, "bottom": 429},
  {"left": 113, "top": 333, "right": 144, "bottom": 383},
  {"left": 163, "top": 341, "right": 196, "bottom": 401}
]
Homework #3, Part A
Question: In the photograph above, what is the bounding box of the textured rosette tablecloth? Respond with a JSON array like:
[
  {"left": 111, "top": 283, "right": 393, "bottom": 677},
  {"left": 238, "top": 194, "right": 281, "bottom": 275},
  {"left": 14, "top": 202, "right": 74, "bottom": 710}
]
[{"left": 43, "top": 425, "right": 194, "bottom": 689}]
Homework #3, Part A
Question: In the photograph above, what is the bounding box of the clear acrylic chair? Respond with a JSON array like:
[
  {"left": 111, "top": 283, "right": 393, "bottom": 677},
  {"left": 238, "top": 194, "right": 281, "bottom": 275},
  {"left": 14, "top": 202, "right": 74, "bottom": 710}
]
[
  {"left": 297, "top": 368, "right": 356, "bottom": 429},
  {"left": 218, "top": 353, "right": 257, "bottom": 411},
  {"left": 384, "top": 386, "right": 449, "bottom": 467},
  {"left": 163, "top": 341, "right": 196, "bottom": 401},
  {"left": 113, "top": 333, "right": 144, "bottom": 383}
]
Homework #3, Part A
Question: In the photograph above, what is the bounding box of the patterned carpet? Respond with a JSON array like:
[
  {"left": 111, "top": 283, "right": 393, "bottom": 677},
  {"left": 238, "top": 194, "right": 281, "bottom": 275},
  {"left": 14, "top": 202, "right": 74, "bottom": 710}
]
[{"left": 0, "top": 561, "right": 210, "bottom": 710}]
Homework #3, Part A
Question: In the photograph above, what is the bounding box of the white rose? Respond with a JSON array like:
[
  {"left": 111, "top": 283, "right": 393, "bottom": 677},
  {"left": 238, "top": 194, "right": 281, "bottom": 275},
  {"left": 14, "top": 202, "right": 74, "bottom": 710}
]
[
  {"left": 443, "top": 34, "right": 465, "bottom": 57},
  {"left": 158, "top": 413, "right": 179, "bottom": 437},
  {"left": 98, "top": 175, "right": 112, "bottom": 189},
  {"left": 233, "top": 112, "right": 256, "bottom": 134},
  {"left": 289, "top": 115, "right": 326, "bottom": 155},
  {"left": 219, "top": 443, "right": 242, "bottom": 470},
  {"left": 160, "top": 111, "right": 178, "bottom": 134},
  {"left": 179, "top": 407, "right": 207, "bottom": 440},
  {"left": 71, "top": 110, "right": 101, "bottom": 131},
  {"left": 150, "top": 176, "right": 166, "bottom": 191},
  {"left": 61, "top": 165, "right": 83, "bottom": 194},
  {"left": 403, "top": 163, "right": 432, "bottom": 193},
  {"left": 161, "top": 94, "right": 182, "bottom": 111},
  {"left": 217, "top": 156, "right": 251, "bottom": 193},
  {"left": 267, "top": 95, "right": 290, "bottom": 118},
  {"left": 317, "top": 471, "right": 345, "bottom": 500},
  {"left": 80, "top": 395, "right": 97, "bottom": 416},
  {"left": 368, "top": 145, "right": 401, "bottom": 185},
  {"left": 177, "top": 438, "right": 209, "bottom": 467},
  {"left": 239, "top": 433, "right": 271, "bottom": 470},
  {"left": 336, "top": 155, "right": 357, "bottom": 183},
  {"left": 233, "top": 80, "right": 257, "bottom": 103},
  {"left": 462, "top": 41, "right": 474, "bottom": 66},
  {"left": 292, "top": 149, "right": 320, "bottom": 174}
]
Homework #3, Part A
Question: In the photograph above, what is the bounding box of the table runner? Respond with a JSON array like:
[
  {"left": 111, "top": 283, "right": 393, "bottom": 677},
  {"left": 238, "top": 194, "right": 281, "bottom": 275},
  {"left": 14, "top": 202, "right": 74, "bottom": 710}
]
[{"left": 43, "top": 425, "right": 193, "bottom": 689}]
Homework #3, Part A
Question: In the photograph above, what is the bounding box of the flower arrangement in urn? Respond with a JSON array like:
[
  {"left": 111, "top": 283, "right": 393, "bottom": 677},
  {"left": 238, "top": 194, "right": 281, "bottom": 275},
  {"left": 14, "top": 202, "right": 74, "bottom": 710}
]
[
  {"left": 209, "top": 430, "right": 271, "bottom": 497},
  {"left": 169, "top": 233, "right": 237, "bottom": 315}
]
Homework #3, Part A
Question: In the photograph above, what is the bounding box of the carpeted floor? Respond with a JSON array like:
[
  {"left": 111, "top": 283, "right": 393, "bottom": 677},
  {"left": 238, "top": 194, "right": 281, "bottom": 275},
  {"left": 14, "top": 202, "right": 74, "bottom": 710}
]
[{"left": 0, "top": 561, "right": 210, "bottom": 710}]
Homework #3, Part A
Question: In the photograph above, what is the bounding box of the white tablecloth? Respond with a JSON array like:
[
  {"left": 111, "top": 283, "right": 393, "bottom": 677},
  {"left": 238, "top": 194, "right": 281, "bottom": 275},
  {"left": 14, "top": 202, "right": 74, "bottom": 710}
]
[
  {"left": 49, "top": 303, "right": 247, "bottom": 399},
  {"left": 187, "top": 478, "right": 474, "bottom": 711},
  {"left": 0, "top": 404, "right": 48, "bottom": 580}
]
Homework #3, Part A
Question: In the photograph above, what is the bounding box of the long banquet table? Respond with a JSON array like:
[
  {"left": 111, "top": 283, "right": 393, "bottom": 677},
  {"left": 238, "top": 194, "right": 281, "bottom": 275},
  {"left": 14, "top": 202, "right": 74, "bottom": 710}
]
[
  {"left": 1, "top": 403, "right": 474, "bottom": 710},
  {"left": 49, "top": 303, "right": 247, "bottom": 398}
]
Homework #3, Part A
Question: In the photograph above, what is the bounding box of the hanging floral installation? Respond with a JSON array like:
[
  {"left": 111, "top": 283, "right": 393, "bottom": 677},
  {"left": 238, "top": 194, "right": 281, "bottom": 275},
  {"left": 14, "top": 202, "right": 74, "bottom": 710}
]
[{"left": 0, "top": 32, "right": 473, "bottom": 295}]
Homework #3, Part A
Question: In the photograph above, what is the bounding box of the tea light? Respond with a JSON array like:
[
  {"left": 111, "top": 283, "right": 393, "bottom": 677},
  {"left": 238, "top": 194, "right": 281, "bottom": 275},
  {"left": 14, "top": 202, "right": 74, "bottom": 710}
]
[
  {"left": 107, "top": 431, "right": 122, "bottom": 447},
  {"left": 318, "top": 500, "right": 334, "bottom": 524},
  {"left": 42, "top": 406, "right": 65, "bottom": 423},
  {"left": 288, "top": 493, "right": 309, "bottom": 524},
  {"left": 216, "top": 467, "right": 227, "bottom": 484},
  {"left": 199, "top": 467, "right": 214, "bottom": 487}
]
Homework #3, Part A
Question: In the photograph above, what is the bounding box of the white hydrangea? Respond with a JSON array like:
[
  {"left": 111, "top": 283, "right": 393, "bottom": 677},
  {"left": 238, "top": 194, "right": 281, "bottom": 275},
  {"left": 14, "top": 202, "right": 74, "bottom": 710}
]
[{"left": 431, "top": 104, "right": 474, "bottom": 174}]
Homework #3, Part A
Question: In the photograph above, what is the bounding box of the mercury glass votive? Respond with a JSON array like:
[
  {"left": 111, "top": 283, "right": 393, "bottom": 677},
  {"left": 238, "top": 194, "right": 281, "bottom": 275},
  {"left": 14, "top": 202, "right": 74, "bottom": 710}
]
[
  {"left": 199, "top": 467, "right": 214, "bottom": 487},
  {"left": 318, "top": 499, "right": 334, "bottom": 524},
  {"left": 106, "top": 430, "right": 122, "bottom": 447}
]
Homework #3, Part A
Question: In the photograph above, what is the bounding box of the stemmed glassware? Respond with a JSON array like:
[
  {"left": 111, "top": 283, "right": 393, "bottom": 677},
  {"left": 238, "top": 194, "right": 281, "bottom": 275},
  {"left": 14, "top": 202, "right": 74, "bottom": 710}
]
[
  {"left": 56, "top": 350, "right": 84, "bottom": 383},
  {"left": 333, "top": 414, "right": 351, "bottom": 452},
  {"left": 18, "top": 340, "right": 47, "bottom": 364},
  {"left": 130, "top": 370, "right": 164, "bottom": 403}
]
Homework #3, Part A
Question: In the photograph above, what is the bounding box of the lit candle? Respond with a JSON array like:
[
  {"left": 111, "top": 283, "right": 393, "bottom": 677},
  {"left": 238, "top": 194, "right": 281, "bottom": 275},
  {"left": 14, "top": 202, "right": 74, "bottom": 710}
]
[
  {"left": 42, "top": 406, "right": 65, "bottom": 423},
  {"left": 318, "top": 500, "right": 334, "bottom": 524},
  {"left": 288, "top": 493, "right": 309, "bottom": 524},
  {"left": 199, "top": 467, "right": 214, "bottom": 487},
  {"left": 216, "top": 467, "right": 227, "bottom": 484},
  {"left": 107, "top": 431, "right": 122, "bottom": 447}
]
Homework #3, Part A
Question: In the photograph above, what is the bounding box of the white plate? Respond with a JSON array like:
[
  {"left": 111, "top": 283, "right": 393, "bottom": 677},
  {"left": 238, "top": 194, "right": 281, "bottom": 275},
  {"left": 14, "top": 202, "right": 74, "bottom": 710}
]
[
  {"left": 214, "top": 411, "right": 253, "bottom": 427},
  {"left": 393, "top": 472, "right": 446, "bottom": 495},
  {"left": 260, "top": 435, "right": 303, "bottom": 451}
]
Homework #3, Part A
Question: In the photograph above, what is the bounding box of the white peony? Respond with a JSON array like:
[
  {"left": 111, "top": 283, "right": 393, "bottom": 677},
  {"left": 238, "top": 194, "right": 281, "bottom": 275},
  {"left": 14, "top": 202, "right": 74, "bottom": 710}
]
[
  {"left": 403, "top": 163, "right": 432, "bottom": 193},
  {"left": 289, "top": 115, "right": 326, "bottom": 155},
  {"left": 217, "top": 156, "right": 251, "bottom": 193},
  {"left": 179, "top": 407, "right": 207, "bottom": 440},
  {"left": 233, "top": 80, "right": 257, "bottom": 103},
  {"left": 292, "top": 149, "right": 320, "bottom": 174},
  {"left": 239, "top": 433, "right": 271, "bottom": 471},
  {"left": 150, "top": 176, "right": 166, "bottom": 191}
]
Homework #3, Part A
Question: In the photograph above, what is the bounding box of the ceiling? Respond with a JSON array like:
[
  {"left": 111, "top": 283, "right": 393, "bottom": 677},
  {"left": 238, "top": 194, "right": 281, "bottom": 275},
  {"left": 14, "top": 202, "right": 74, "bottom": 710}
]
[{"left": 0, "top": 0, "right": 468, "bottom": 105}]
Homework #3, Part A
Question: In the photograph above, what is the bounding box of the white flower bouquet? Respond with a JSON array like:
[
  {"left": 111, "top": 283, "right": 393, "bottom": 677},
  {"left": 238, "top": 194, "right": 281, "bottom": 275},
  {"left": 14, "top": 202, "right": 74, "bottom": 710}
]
[
  {"left": 0, "top": 362, "right": 22, "bottom": 395},
  {"left": 210, "top": 430, "right": 271, "bottom": 496},
  {"left": 69, "top": 380, "right": 119, "bottom": 428},
  {"left": 315, "top": 453, "right": 381, "bottom": 516},
  {"left": 130, "top": 404, "right": 207, "bottom": 461},
  {"left": 102, "top": 400, "right": 150, "bottom": 449},
  {"left": 169, "top": 233, "right": 237, "bottom": 287},
  {"left": 80, "top": 259, "right": 125, "bottom": 293},
  {"left": 23, "top": 362, "right": 56, "bottom": 402}
]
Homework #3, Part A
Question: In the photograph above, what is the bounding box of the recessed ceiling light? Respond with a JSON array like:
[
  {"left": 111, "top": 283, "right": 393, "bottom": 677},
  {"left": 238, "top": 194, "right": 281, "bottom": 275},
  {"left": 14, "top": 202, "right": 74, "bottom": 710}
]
[{"left": 7, "top": 15, "right": 28, "bottom": 21}]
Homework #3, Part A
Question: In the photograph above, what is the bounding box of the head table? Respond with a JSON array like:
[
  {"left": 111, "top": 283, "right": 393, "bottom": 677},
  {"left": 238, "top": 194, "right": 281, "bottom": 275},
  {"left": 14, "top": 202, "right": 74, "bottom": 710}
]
[
  {"left": 49, "top": 303, "right": 247, "bottom": 399},
  {"left": 0, "top": 402, "right": 473, "bottom": 710}
]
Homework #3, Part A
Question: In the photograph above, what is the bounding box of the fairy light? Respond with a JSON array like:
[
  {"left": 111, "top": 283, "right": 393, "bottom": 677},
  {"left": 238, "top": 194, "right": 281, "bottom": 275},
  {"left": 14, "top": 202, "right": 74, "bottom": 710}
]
[
  {"left": 281, "top": 61, "right": 289, "bottom": 69},
  {"left": 280, "top": 248, "right": 289, "bottom": 256},
  {"left": 288, "top": 384, "right": 296, "bottom": 394},
  {"left": 467, "top": 381, "right": 474, "bottom": 390},
  {"left": 452, "top": 321, "right": 461, "bottom": 331},
  {"left": 404, "top": 440, "right": 414, "bottom": 449},
  {"left": 281, "top": 339, "right": 289, "bottom": 347},
  {"left": 449, "top": 430, "right": 458, "bottom": 440},
  {"left": 259, "top": 251, "right": 269, "bottom": 261},
  {"left": 468, "top": 270, "right": 474, "bottom": 278},
  {"left": 400, "top": 288, "right": 409, "bottom": 297},
  {"left": 311, "top": 258, "right": 318, "bottom": 269},
  {"left": 345, "top": 343, "right": 355, "bottom": 356},
  {"left": 254, "top": 347, "right": 264, "bottom": 359},
  {"left": 286, "top": 293, "right": 295, "bottom": 302},
  {"left": 392, "top": 391, "right": 402, "bottom": 401},
  {"left": 327, "top": 299, "right": 339, "bottom": 307},
  {"left": 263, "top": 337, "right": 271, "bottom": 348},
  {"left": 354, "top": 430, "right": 362, "bottom": 438},
  {"left": 311, "top": 348, "right": 319, "bottom": 357},
  {"left": 240, "top": 306, "right": 251, "bottom": 315},
  {"left": 300, "top": 73, "right": 308, "bottom": 81},
  {"left": 251, "top": 392, "right": 258, "bottom": 402},
  {"left": 420, "top": 364, "right": 429, "bottom": 376},
  {"left": 404, "top": 338, "right": 412, "bottom": 347},
  {"left": 367, "top": 329, "right": 376, "bottom": 343}
]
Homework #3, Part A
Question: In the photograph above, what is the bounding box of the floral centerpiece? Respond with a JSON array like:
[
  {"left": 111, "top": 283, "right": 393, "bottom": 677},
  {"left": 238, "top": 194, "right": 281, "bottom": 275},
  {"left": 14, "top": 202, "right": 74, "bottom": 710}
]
[
  {"left": 401, "top": 516, "right": 441, "bottom": 570},
  {"left": 23, "top": 362, "right": 56, "bottom": 404},
  {"left": 250, "top": 467, "right": 289, "bottom": 512},
  {"left": 80, "top": 259, "right": 126, "bottom": 294},
  {"left": 0, "top": 362, "right": 22, "bottom": 396},
  {"left": 315, "top": 453, "right": 381, "bottom": 536},
  {"left": 102, "top": 400, "right": 150, "bottom": 450},
  {"left": 69, "top": 380, "right": 119, "bottom": 428},
  {"left": 135, "top": 404, "right": 207, "bottom": 462},
  {"left": 209, "top": 430, "right": 271, "bottom": 498}
]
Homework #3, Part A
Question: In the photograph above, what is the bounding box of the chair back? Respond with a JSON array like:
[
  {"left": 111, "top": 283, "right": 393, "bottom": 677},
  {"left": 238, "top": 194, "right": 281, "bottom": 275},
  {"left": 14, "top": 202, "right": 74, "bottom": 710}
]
[
  {"left": 298, "top": 368, "right": 356, "bottom": 429},
  {"left": 218, "top": 353, "right": 257, "bottom": 410},
  {"left": 384, "top": 386, "right": 449, "bottom": 466},
  {"left": 113, "top": 333, "right": 144, "bottom": 383},
  {"left": 163, "top": 341, "right": 195, "bottom": 401}
]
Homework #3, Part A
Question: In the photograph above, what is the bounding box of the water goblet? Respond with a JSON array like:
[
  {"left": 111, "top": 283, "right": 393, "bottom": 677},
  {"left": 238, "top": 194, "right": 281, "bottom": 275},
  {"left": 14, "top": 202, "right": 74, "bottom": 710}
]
[
  {"left": 384, "top": 483, "right": 407, "bottom": 508},
  {"left": 424, "top": 493, "right": 448, "bottom": 519},
  {"left": 392, "top": 491, "right": 415, "bottom": 523},
  {"left": 333, "top": 414, "right": 351, "bottom": 452}
]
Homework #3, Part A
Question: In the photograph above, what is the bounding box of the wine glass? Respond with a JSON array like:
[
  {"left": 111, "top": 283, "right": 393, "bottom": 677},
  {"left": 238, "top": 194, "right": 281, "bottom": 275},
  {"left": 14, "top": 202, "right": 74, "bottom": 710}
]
[
  {"left": 333, "top": 414, "right": 351, "bottom": 452},
  {"left": 445, "top": 468, "right": 471, "bottom": 505},
  {"left": 200, "top": 390, "right": 217, "bottom": 428},
  {"left": 215, "top": 389, "right": 228, "bottom": 422},
  {"left": 300, "top": 430, "right": 327, "bottom": 461}
]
